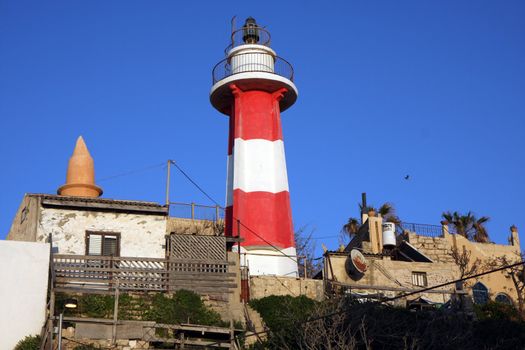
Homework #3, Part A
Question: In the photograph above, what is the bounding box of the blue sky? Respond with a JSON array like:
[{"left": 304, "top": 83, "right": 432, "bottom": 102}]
[{"left": 1, "top": 1, "right": 524, "bottom": 255}]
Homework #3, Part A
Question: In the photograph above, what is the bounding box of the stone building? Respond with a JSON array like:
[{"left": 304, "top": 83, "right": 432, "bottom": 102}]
[{"left": 323, "top": 214, "right": 522, "bottom": 306}]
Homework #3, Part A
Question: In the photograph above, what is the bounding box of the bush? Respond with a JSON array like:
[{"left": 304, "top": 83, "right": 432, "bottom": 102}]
[
  {"left": 250, "top": 298, "right": 525, "bottom": 350},
  {"left": 249, "top": 295, "right": 317, "bottom": 347},
  {"left": 145, "top": 289, "right": 225, "bottom": 326},
  {"left": 250, "top": 295, "right": 317, "bottom": 331},
  {"left": 14, "top": 335, "right": 41, "bottom": 350},
  {"left": 474, "top": 300, "right": 521, "bottom": 321}
]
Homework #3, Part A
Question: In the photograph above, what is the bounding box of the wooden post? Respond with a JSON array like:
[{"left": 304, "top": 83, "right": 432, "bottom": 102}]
[
  {"left": 112, "top": 280, "right": 120, "bottom": 345},
  {"left": 215, "top": 205, "right": 220, "bottom": 222},
  {"left": 229, "top": 319, "right": 235, "bottom": 349},
  {"left": 191, "top": 202, "right": 195, "bottom": 220},
  {"left": 300, "top": 255, "right": 307, "bottom": 279},
  {"left": 180, "top": 332, "right": 185, "bottom": 349},
  {"left": 237, "top": 219, "right": 241, "bottom": 238}
]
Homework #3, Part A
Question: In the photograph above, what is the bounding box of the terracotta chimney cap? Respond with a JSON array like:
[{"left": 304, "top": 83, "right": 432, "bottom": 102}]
[{"left": 57, "top": 136, "right": 103, "bottom": 198}]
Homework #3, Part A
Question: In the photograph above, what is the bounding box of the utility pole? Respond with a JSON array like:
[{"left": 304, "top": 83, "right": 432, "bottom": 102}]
[{"left": 165, "top": 160, "right": 172, "bottom": 207}]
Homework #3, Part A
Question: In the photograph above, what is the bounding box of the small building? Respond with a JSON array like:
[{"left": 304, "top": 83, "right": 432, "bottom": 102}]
[
  {"left": 322, "top": 214, "right": 522, "bottom": 307},
  {"left": 4, "top": 136, "right": 245, "bottom": 349}
]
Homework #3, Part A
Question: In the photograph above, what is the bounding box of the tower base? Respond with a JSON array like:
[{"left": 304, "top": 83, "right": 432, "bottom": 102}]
[{"left": 236, "top": 246, "right": 298, "bottom": 277}]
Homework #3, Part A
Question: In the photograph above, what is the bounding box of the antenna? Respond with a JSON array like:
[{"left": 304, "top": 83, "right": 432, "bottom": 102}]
[{"left": 231, "top": 15, "right": 237, "bottom": 34}]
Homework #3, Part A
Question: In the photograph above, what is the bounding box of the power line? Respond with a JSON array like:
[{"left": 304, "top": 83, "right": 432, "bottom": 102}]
[
  {"left": 303, "top": 259, "right": 525, "bottom": 325},
  {"left": 97, "top": 162, "right": 165, "bottom": 182},
  {"left": 236, "top": 220, "right": 299, "bottom": 264},
  {"left": 169, "top": 160, "right": 222, "bottom": 207},
  {"left": 170, "top": 161, "right": 300, "bottom": 265}
]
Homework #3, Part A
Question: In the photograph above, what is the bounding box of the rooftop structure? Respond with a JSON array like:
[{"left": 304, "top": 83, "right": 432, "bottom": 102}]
[{"left": 57, "top": 136, "right": 103, "bottom": 198}]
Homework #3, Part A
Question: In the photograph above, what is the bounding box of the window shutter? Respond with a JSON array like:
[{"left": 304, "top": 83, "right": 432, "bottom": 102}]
[
  {"left": 102, "top": 236, "right": 118, "bottom": 256},
  {"left": 88, "top": 234, "right": 102, "bottom": 255}
]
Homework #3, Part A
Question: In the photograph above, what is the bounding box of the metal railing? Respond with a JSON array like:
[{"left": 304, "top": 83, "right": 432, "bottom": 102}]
[
  {"left": 212, "top": 52, "right": 294, "bottom": 84},
  {"left": 224, "top": 26, "right": 271, "bottom": 54},
  {"left": 399, "top": 222, "right": 443, "bottom": 238},
  {"left": 169, "top": 202, "right": 224, "bottom": 221}
]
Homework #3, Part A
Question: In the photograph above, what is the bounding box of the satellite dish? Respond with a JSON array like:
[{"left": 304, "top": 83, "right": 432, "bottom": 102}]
[{"left": 345, "top": 249, "right": 369, "bottom": 280}]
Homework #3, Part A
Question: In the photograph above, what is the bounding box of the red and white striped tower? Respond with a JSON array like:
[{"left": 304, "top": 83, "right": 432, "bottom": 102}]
[{"left": 210, "top": 18, "right": 298, "bottom": 276}]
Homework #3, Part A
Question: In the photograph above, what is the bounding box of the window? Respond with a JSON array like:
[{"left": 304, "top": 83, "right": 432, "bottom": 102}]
[
  {"left": 412, "top": 272, "right": 427, "bottom": 287},
  {"left": 472, "top": 282, "right": 489, "bottom": 305},
  {"left": 85, "top": 232, "right": 120, "bottom": 256},
  {"left": 495, "top": 293, "right": 512, "bottom": 305}
]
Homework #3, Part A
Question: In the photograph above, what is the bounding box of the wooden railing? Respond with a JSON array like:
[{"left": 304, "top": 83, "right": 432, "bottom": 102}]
[{"left": 53, "top": 254, "right": 236, "bottom": 297}]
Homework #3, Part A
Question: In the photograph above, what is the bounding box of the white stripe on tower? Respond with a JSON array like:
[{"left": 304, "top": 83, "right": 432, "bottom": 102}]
[
  {"left": 233, "top": 139, "right": 289, "bottom": 193},
  {"left": 225, "top": 154, "right": 234, "bottom": 207}
]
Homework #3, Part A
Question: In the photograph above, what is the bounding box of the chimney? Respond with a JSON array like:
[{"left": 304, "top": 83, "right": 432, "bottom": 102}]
[
  {"left": 510, "top": 225, "right": 520, "bottom": 248},
  {"left": 57, "top": 136, "right": 103, "bottom": 198}
]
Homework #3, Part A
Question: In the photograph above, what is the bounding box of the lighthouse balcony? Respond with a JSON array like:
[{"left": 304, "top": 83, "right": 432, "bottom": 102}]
[
  {"left": 210, "top": 51, "right": 297, "bottom": 114},
  {"left": 212, "top": 51, "right": 294, "bottom": 85}
]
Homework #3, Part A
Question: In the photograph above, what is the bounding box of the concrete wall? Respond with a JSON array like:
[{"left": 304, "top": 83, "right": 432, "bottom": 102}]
[
  {"left": 6, "top": 195, "right": 40, "bottom": 242},
  {"left": 0, "top": 240, "right": 50, "bottom": 350},
  {"left": 250, "top": 276, "right": 324, "bottom": 301},
  {"left": 37, "top": 207, "right": 167, "bottom": 258}
]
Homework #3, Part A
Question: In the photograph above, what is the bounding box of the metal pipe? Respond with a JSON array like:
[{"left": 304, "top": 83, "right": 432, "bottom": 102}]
[{"left": 57, "top": 313, "right": 63, "bottom": 350}]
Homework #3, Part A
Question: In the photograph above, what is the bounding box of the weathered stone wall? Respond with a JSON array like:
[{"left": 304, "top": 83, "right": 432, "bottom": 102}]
[
  {"left": 61, "top": 331, "right": 150, "bottom": 350},
  {"left": 37, "top": 207, "right": 167, "bottom": 258},
  {"left": 204, "top": 252, "right": 244, "bottom": 322},
  {"left": 167, "top": 217, "right": 223, "bottom": 235},
  {"left": 327, "top": 255, "right": 458, "bottom": 303},
  {"left": 250, "top": 276, "right": 324, "bottom": 301},
  {"left": 402, "top": 233, "right": 455, "bottom": 263},
  {"left": 6, "top": 195, "right": 40, "bottom": 241},
  {"left": 403, "top": 231, "right": 521, "bottom": 301}
]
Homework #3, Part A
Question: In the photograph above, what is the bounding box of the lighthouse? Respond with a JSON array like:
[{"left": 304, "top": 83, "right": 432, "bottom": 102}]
[{"left": 210, "top": 18, "right": 298, "bottom": 276}]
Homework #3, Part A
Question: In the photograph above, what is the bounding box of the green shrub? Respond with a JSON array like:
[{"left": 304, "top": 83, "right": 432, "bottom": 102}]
[
  {"left": 55, "top": 290, "right": 228, "bottom": 327},
  {"left": 145, "top": 289, "right": 225, "bottom": 326},
  {"left": 474, "top": 300, "right": 521, "bottom": 321},
  {"left": 80, "top": 294, "right": 114, "bottom": 318},
  {"left": 14, "top": 335, "right": 41, "bottom": 350},
  {"left": 249, "top": 295, "right": 317, "bottom": 331},
  {"left": 249, "top": 295, "right": 317, "bottom": 347}
]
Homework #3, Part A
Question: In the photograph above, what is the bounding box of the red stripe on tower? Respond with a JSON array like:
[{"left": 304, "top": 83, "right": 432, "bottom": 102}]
[{"left": 211, "top": 17, "right": 299, "bottom": 276}]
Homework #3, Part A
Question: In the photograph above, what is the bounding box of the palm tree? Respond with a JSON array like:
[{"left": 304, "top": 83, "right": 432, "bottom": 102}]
[
  {"left": 342, "top": 217, "right": 361, "bottom": 237},
  {"left": 378, "top": 203, "right": 401, "bottom": 225},
  {"left": 342, "top": 202, "right": 401, "bottom": 240},
  {"left": 473, "top": 216, "right": 490, "bottom": 243},
  {"left": 441, "top": 211, "right": 490, "bottom": 242}
]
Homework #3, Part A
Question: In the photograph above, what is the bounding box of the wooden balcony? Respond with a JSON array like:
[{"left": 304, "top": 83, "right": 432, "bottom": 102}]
[{"left": 53, "top": 254, "right": 237, "bottom": 298}]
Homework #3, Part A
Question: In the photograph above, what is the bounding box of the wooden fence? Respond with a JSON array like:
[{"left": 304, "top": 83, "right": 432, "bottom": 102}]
[{"left": 53, "top": 254, "right": 237, "bottom": 298}]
